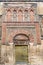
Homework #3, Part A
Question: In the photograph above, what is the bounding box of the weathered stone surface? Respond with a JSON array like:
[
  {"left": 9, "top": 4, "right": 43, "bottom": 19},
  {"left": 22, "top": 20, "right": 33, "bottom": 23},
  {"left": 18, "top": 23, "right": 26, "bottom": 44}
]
[
  {"left": 1, "top": 44, "right": 43, "bottom": 65},
  {"left": 0, "top": 3, "right": 43, "bottom": 65}
]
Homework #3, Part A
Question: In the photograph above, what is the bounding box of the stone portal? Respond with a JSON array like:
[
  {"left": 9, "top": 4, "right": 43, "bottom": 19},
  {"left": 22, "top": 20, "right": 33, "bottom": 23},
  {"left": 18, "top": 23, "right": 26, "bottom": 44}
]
[{"left": 13, "top": 33, "right": 30, "bottom": 65}]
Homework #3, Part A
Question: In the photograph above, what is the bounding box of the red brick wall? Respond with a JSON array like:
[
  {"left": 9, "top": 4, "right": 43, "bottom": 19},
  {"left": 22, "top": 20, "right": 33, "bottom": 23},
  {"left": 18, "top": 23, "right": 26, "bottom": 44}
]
[
  {"left": 2, "top": 23, "right": 6, "bottom": 44},
  {"left": 35, "top": 23, "right": 41, "bottom": 44}
]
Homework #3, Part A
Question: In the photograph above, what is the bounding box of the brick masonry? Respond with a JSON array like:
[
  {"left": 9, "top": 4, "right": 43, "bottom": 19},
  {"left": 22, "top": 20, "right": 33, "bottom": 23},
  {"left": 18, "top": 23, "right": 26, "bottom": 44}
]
[
  {"left": 2, "top": 22, "right": 41, "bottom": 45},
  {"left": 0, "top": 2, "right": 43, "bottom": 65}
]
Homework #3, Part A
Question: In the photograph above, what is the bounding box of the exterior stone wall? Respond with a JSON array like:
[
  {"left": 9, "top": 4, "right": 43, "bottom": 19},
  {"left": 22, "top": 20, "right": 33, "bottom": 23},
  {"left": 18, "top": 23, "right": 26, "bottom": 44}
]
[
  {"left": 1, "top": 43, "right": 43, "bottom": 65},
  {"left": 1, "top": 44, "right": 14, "bottom": 65},
  {"left": 0, "top": 2, "right": 43, "bottom": 65},
  {"left": 2, "top": 22, "right": 41, "bottom": 45}
]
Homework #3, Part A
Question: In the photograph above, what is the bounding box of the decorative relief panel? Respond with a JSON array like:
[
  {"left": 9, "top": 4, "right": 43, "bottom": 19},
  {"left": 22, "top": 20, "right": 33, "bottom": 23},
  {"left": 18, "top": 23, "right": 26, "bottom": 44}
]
[
  {"left": 2, "top": 3, "right": 38, "bottom": 22},
  {"left": 24, "top": 10, "right": 30, "bottom": 22},
  {"left": 12, "top": 10, "right": 17, "bottom": 21},
  {"left": 6, "top": 26, "right": 36, "bottom": 45}
]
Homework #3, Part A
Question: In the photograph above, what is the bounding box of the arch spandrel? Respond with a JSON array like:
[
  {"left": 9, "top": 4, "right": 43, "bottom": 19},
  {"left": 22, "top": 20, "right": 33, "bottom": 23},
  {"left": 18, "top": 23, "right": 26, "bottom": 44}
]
[{"left": 8, "top": 30, "right": 34, "bottom": 44}]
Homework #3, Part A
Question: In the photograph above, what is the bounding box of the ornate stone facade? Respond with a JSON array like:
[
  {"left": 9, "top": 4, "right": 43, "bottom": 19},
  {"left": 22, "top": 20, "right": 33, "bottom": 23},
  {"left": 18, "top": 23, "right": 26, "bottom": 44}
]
[
  {"left": 0, "top": 2, "right": 43, "bottom": 65},
  {"left": 2, "top": 2, "right": 41, "bottom": 45}
]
